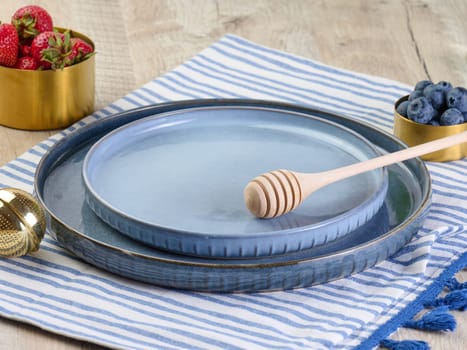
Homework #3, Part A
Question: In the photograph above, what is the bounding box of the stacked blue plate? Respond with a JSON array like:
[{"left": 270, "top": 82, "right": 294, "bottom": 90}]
[
  {"left": 81, "top": 105, "right": 388, "bottom": 258},
  {"left": 35, "top": 100, "right": 431, "bottom": 292}
]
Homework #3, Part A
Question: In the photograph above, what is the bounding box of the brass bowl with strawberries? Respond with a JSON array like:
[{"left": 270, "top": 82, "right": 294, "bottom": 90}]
[{"left": 0, "top": 27, "right": 95, "bottom": 130}]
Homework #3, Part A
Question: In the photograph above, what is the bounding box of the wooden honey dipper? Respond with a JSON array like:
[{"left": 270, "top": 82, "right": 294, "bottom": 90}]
[{"left": 244, "top": 130, "right": 467, "bottom": 218}]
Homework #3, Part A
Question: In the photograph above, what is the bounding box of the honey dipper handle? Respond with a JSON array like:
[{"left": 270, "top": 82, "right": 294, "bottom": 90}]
[{"left": 301, "top": 130, "right": 467, "bottom": 196}]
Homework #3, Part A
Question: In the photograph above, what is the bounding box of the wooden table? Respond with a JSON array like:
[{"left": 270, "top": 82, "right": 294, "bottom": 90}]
[{"left": 0, "top": 1, "right": 465, "bottom": 349}]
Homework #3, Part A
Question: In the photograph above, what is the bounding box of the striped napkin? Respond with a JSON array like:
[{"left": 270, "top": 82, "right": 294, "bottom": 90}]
[{"left": 0, "top": 35, "right": 466, "bottom": 350}]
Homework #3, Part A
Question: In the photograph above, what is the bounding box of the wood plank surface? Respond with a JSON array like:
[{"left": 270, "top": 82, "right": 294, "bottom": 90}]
[{"left": 0, "top": 1, "right": 465, "bottom": 349}]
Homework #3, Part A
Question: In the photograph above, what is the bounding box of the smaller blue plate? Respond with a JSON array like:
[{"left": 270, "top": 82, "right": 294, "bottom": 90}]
[{"left": 82, "top": 106, "right": 388, "bottom": 258}]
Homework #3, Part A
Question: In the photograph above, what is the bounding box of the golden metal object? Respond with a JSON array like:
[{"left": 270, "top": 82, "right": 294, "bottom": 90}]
[
  {"left": 394, "top": 96, "right": 467, "bottom": 162},
  {"left": 0, "top": 28, "right": 95, "bottom": 130},
  {"left": 0, "top": 188, "right": 46, "bottom": 257}
]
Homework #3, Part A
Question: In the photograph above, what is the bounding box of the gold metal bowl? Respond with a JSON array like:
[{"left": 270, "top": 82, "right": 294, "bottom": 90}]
[
  {"left": 0, "top": 28, "right": 95, "bottom": 130},
  {"left": 394, "top": 95, "right": 467, "bottom": 162}
]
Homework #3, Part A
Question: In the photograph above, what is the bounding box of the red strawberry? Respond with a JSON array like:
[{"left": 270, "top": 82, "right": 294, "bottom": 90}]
[
  {"left": 31, "top": 30, "right": 71, "bottom": 70},
  {"left": 11, "top": 5, "right": 53, "bottom": 42},
  {"left": 65, "top": 38, "right": 94, "bottom": 66},
  {"left": 14, "top": 56, "right": 38, "bottom": 70},
  {"left": 0, "top": 23, "right": 19, "bottom": 67},
  {"left": 19, "top": 44, "right": 31, "bottom": 57}
]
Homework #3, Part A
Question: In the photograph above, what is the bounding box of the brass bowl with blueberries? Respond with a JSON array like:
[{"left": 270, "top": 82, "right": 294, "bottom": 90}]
[{"left": 394, "top": 80, "right": 467, "bottom": 162}]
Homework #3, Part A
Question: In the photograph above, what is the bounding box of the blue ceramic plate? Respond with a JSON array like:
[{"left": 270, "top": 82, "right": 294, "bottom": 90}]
[
  {"left": 35, "top": 100, "right": 431, "bottom": 292},
  {"left": 82, "top": 106, "right": 388, "bottom": 258}
]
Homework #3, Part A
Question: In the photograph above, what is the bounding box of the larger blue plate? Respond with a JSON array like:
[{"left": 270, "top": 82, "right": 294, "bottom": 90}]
[
  {"left": 35, "top": 100, "right": 431, "bottom": 292},
  {"left": 82, "top": 106, "right": 388, "bottom": 258}
]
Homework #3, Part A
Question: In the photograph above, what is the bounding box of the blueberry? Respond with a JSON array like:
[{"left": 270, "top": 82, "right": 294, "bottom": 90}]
[
  {"left": 414, "top": 80, "right": 433, "bottom": 91},
  {"left": 437, "top": 80, "right": 452, "bottom": 91},
  {"left": 423, "top": 83, "right": 447, "bottom": 111},
  {"left": 463, "top": 112, "right": 467, "bottom": 122},
  {"left": 396, "top": 100, "right": 409, "bottom": 117},
  {"left": 430, "top": 109, "right": 441, "bottom": 123},
  {"left": 447, "top": 87, "right": 467, "bottom": 113},
  {"left": 408, "top": 89, "right": 424, "bottom": 101},
  {"left": 407, "top": 97, "right": 436, "bottom": 124},
  {"left": 428, "top": 119, "right": 440, "bottom": 126},
  {"left": 440, "top": 108, "right": 464, "bottom": 125}
]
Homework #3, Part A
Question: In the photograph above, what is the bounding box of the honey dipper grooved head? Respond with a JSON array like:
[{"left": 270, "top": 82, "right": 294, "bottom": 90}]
[
  {"left": 244, "top": 169, "right": 303, "bottom": 219},
  {"left": 243, "top": 180, "right": 268, "bottom": 218}
]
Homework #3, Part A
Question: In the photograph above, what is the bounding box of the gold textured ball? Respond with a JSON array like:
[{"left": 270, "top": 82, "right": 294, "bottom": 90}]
[{"left": 0, "top": 188, "right": 46, "bottom": 257}]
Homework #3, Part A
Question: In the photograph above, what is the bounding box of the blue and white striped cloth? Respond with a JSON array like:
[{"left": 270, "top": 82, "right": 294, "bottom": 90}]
[{"left": 0, "top": 35, "right": 466, "bottom": 350}]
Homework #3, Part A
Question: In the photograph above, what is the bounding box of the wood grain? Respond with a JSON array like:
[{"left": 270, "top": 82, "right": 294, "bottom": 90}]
[{"left": 0, "top": 0, "right": 465, "bottom": 349}]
